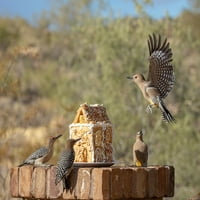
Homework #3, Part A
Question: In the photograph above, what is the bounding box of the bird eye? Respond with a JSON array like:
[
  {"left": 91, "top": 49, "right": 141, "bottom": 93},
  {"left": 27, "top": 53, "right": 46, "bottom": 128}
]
[{"left": 134, "top": 76, "right": 137, "bottom": 79}]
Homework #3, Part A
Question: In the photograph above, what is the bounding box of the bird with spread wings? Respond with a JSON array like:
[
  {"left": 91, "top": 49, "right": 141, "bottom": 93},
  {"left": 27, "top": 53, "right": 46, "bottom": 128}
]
[{"left": 127, "top": 33, "right": 175, "bottom": 123}]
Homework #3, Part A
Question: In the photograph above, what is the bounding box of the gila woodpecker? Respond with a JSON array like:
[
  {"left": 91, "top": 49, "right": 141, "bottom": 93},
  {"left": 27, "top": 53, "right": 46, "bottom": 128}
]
[
  {"left": 55, "top": 138, "right": 81, "bottom": 189},
  {"left": 127, "top": 33, "right": 175, "bottom": 123},
  {"left": 18, "top": 134, "right": 62, "bottom": 167},
  {"left": 133, "top": 130, "right": 148, "bottom": 167}
]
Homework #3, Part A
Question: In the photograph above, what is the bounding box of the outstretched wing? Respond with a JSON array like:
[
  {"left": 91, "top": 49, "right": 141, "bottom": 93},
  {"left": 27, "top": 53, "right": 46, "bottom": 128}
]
[{"left": 147, "top": 33, "right": 175, "bottom": 99}]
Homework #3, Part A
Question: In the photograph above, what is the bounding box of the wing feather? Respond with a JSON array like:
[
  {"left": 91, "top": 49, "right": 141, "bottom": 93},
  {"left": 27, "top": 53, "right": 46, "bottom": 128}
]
[
  {"left": 55, "top": 150, "right": 75, "bottom": 184},
  {"left": 147, "top": 33, "right": 175, "bottom": 99}
]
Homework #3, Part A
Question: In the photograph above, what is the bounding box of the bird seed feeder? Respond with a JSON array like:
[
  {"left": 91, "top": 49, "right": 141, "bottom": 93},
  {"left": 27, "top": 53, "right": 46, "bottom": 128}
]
[{"left": 69, "top": 103, "right": 113, "bottom": 163}]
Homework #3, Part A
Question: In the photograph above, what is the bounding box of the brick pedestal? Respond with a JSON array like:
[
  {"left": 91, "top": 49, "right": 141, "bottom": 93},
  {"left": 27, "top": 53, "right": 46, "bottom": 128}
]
[{"left": 10, "top": 165, "right": 174, "bottom": 200}]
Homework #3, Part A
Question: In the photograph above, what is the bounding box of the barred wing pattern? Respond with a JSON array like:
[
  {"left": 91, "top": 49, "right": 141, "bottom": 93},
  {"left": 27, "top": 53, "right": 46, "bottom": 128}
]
[
  {"left": 23, "top": 147, "right": 49, "bottom": 164},
  {"left": 55, "top": 150, "right": 75, "bottom": 185},
  {"left": 147, "top": 33, "right": 175, "bottom": 99}
]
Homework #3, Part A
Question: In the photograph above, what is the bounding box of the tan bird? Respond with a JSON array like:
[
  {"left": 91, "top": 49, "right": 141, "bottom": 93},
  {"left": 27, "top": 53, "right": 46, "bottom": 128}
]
[
  {"left": 133, "top": 130, "right": 148, "bottom": 167},
  {"left": 127, "top": 33, "right": 175, "bottom": 123},
  {"left": 18, "top": 134, "right": 62, "bottom": 167}
]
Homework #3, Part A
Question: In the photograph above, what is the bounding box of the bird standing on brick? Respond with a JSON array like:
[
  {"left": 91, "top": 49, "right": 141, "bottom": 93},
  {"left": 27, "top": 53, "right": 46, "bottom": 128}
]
[
  {"left": 127, "top": 33, "right": 175, "bottom": 123},
  {"left": 18, "top": 134, "right": 62, "bottom": 167},
  {"left": 55, "top": 138, "right": 81, "bottom": 189},
  {"left": 133, "top": 130, "right": 148, "bottom": 167}
]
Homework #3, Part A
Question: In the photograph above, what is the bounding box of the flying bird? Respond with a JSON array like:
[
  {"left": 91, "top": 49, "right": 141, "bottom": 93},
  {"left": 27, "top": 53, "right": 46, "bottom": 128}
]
[{"left": 127, "top": 33, "right": 175, "bottom": 123}]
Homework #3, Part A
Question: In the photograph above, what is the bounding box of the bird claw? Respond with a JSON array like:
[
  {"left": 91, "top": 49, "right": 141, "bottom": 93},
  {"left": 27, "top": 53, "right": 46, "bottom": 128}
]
[
  {"left": 62, "top": 178, "right": 70, "bottom": 190},
  {"left": 146, "top": 105, "right": 153, "bottom": 113}
]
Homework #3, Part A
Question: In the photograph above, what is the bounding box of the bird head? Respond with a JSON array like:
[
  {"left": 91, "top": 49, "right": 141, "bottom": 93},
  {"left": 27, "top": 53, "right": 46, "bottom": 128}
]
[
  {"left": 136, "top": 130, "right": 144, "bottom": 140},
  {"left": 66, "top": 138, "right": 81, "bottom": 149},
  {"left": 48, "top": 134, "right": 62, "bottom": 147},
  {"left": 127, "top": 74, "right": 145, "bottom": 84},
  {"left": 50, "top": 134, "right": 62, "bottom": 141},
  {"left": 137, "top": 130, "right": 143, "bottom": 136}
]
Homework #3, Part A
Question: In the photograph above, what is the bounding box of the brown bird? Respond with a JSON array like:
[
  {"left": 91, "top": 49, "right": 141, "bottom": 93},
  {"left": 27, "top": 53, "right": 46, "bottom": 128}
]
[
  {"left": 133, "top": 130, "right": 148, "bottom": 167},
  {"left": 127, "top": 33, "right": 175, "bottom": 123},
  {"left": 18, "top": 134, "right": 62, "bottom": 167}
]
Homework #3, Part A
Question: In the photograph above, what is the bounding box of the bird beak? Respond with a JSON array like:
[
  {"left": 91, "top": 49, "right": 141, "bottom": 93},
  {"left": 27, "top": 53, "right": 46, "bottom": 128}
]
[
  {"left": 75, "top": 138, "right": 81, "bottom": 143},
  {"left": 54, "top": 134, "right": 62, "bottom": 140},
  {"left": 126, "top": 76, "right": 133, "bottom": 79},
  {"left": 137, "top": 130, "right": 143, "bottom": 135}
]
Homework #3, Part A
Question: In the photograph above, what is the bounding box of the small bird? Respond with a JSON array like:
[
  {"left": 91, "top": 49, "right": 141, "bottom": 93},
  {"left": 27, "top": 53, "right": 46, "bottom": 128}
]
[
  {"left": 127, "top": 33, "right": 175, "bottom": 123},
  {"left": 55, "top": 138, "right": 81, "bottom": 189},
  {"left": 18, "top": 134, "right": 62, "bottom": 167},
  {"left": 133, "top": 130, "right": 148, "bottom": 167}
]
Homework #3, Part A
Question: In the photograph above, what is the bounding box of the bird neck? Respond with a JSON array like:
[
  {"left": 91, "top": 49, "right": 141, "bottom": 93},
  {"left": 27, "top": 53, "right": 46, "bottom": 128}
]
[
  {"left": 136, "top": 135, "right": 143, "bottom": 142},
  {"left": 47, "top": 140, "right": 55, "bottom": 150},
  {"left": 136, "top": 79, "right": 151, "bottom": 100},
  {"left": 65, "top": 143, "right": 75, "bottom": 151},
  {"left": 136, "top": 79, "right": 146, "bottom": 90}
]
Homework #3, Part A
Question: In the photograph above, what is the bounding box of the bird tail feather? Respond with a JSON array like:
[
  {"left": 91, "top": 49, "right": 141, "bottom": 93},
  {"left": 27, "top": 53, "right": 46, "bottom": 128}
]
[
  {"left": 18, "top": 160, "right": 33, "bottom": 167},
  {"left": 158, "top": 100, "right": 175, "bottom": 123},
  {"left": 55, "top": 176, "right": 61, "bottom": 185},
  {"left": 18, "top": 163, "right": 25, "bottom": 167}
]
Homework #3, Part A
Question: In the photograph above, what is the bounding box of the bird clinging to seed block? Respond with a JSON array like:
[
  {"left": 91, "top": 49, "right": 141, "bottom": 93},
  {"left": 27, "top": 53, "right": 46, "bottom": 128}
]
[
  {"left": 55, "top": 138, "right": 81, "bottom": 189},
  {"left": 133, "top": 130, "right": 148, "bottom": 167}
]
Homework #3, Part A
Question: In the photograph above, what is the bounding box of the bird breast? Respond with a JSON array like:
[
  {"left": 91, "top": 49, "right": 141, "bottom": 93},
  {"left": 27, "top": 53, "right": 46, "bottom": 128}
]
[
  {"left": 134, "top": 140, "right": 148, "bottom": 152},
  {"left": 42, "top": 149, "right": 53, "bottom": 163}
]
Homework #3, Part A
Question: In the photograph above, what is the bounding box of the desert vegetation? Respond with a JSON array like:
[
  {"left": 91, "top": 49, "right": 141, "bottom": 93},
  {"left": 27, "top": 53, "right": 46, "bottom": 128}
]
[{"left": 0, "top": 0, "right": 200, "bottom": 199}]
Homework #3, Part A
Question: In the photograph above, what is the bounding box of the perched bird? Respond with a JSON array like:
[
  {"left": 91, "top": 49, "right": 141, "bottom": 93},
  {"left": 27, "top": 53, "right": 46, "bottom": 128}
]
[
  {"left": 55, "top": 138, "right": 81, "bottom": 189},
  {"left": 133, "top": 130, "right": 148, "bottom": 167},
  {"left": 18, "top": 134, "right": 62, "bottom": 167},
  {"left": 127, "top": 33, "right": 175, "bottom": 123}
]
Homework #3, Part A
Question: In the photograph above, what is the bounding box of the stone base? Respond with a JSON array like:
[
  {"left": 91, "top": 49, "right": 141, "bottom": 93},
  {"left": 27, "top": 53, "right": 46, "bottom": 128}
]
[{"left": 10, "top": 165, "right": 174, "bottom": 200}]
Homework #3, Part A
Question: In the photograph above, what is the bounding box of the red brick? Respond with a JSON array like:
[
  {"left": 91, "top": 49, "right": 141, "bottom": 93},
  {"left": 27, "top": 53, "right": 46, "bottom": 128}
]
[
  {"left": 10, "top": 165, "right": 174, "bottom": 200},
  {"left": 120, "top": 168, "right": 136, "bottom": 199},
  {"left": 91, "top": 168, "right": 111, "bottom": 200},
  {"left": 131, "top": 198, "right": 163, "bottom": 200},
  {"left": 75, "top": 168, "right": 92, "bottom": 199},
  {"left": 165, "top": 165, "right": 174, "bottom": 197},
  {"left": 46, "top": 166, "right": 63, "bottom": 199},
  {"left": 152, "top": 166, "right": 159, "bottom": 198},
  {"left": 10, "top": 167, "right": 19, "bottom": 197},
  {"left": 63, "top": 168, "right": 79, "bottom": 200},
  {"left": 111, "top": 168, "right": 123, "bottom": 199},
  {"left": 153, "top": 166, "right": 166, "bottom": 198},
  {"left": 30, "top": 167, "right": 46, "bottom": 199},
  {"left": 18, "top": 166, "right": 34, "bottom": 198},
  {"left": 143, "top": 198, "right": 163, "bottom": 200},
  {"left": 147, "top": 167, "right": 156, "bottom": 198},
  {"left": 135, "top": 167, "right": 148, "bottom": 198},
  {"left": 158, "top": 166, "right": 167, "bottom": 197},
  {"left": 130, "top": 168, "right": 137, "bottom": 198}
]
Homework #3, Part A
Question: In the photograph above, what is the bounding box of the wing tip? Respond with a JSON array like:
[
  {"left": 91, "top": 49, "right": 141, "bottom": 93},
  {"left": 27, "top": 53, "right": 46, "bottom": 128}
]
[{"left": 148, "top": 33, "right": 172, "bottom": 54}]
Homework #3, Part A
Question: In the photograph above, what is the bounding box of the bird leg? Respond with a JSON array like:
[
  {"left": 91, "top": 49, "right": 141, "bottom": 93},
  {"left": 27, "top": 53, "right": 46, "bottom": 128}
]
[{"left": 146, "top": 104, "right": 153, "bottom": 113}]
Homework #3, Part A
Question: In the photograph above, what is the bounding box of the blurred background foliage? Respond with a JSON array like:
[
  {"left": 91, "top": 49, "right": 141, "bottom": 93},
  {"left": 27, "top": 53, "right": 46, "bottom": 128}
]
[{"left": 0, "top": 0, "right": 200, "bottom": 199}]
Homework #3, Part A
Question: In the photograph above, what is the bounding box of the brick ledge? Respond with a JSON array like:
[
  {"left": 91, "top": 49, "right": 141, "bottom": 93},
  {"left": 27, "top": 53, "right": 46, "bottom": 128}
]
[{"left": 10, "top": 165, "right": 174, "bottom": 200}]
